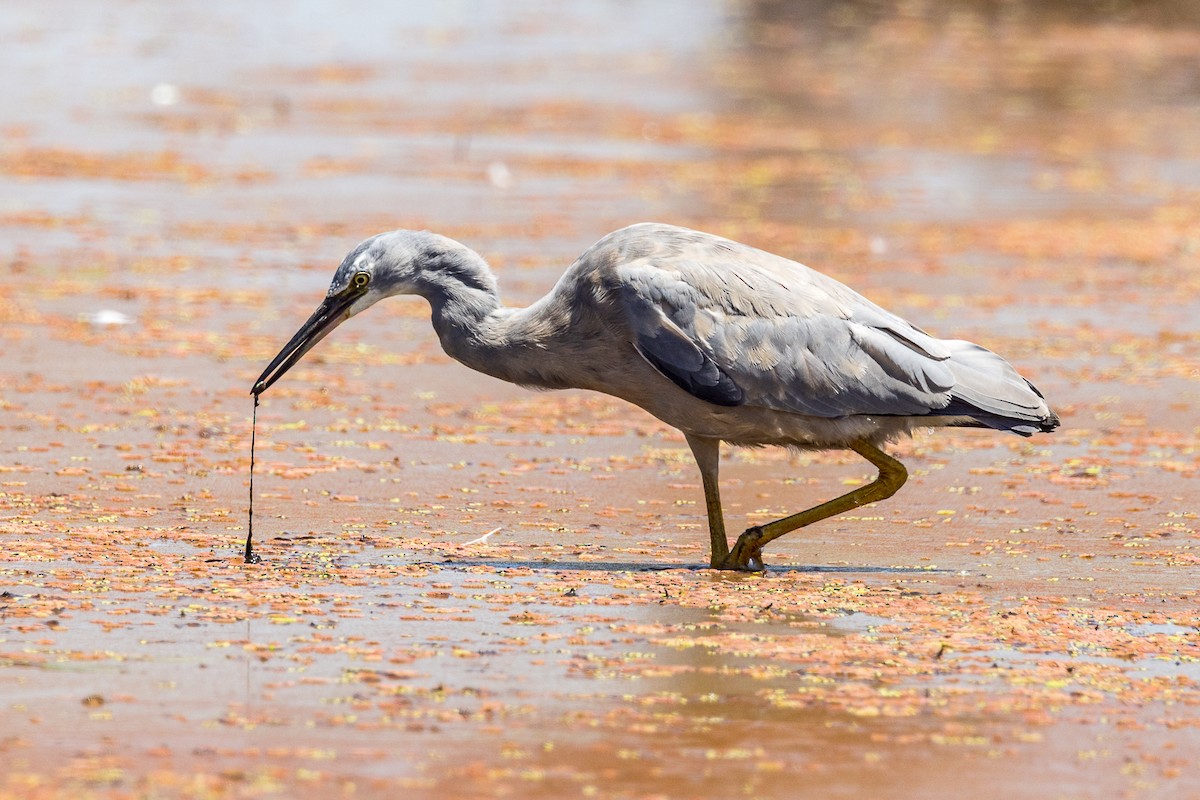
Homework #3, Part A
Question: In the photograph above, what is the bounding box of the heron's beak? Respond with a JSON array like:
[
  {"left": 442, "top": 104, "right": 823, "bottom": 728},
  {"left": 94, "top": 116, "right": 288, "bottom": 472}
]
[{"left": 252, "top": 284, "right": 368, "bottom": 395}]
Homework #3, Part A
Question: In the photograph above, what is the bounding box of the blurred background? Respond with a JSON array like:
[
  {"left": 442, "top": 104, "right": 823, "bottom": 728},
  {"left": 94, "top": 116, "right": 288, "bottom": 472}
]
[
  {"left": 3, "top": 1, "right": 1198, "bottom": 405},
  {"left": 1, "top": 2, "right": 1199, "bottom": 797}
]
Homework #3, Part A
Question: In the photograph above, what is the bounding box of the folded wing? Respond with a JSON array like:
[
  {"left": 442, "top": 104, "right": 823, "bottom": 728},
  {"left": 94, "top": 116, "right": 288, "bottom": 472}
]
[{"left": 603, "top": 224, "right": 1054, "bottom": 434}]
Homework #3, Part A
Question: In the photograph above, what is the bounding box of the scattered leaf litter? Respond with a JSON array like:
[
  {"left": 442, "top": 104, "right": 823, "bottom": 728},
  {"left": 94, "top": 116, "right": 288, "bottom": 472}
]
[{"left": 2, "top": 4, "right": 1200, "bottom": 799}]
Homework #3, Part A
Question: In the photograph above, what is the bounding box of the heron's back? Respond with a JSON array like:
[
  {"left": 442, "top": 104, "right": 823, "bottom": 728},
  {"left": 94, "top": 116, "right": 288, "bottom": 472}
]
[{"left": 553, "top": 223, "right": 1057, "bottom": 445}]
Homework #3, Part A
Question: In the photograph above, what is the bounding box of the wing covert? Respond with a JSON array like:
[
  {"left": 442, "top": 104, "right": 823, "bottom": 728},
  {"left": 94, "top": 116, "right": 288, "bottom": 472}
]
[{"left": 605, "top": 228, "right": 958, "bottom": 418}]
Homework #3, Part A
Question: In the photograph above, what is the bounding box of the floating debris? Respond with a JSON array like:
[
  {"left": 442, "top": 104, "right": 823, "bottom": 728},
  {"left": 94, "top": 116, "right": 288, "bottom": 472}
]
[{"left": 83, "top": 309, "right": 134, "bottom": 327}]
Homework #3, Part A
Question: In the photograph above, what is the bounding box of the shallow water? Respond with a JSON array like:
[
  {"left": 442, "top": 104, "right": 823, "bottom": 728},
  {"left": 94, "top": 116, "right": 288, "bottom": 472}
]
[{"left": 2, "top": 1, "right": 1200, "bottom": 798}]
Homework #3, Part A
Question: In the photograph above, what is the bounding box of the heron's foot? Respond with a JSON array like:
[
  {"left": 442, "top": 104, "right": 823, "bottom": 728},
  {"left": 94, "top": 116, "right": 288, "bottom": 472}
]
[{"left": 713, "top": 527, "right": 767, "bottom": 571}]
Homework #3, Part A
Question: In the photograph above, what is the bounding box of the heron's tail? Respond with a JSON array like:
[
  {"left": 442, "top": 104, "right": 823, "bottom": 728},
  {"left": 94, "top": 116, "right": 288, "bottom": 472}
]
[{"left": 940, "top": 340, "right": 1059, "bottom": 437}]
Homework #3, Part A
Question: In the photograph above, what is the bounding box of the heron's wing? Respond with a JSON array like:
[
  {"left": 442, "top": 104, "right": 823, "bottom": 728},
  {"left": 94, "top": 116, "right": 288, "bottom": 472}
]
[
  {"left": 939, "top": 339, "right": 1055, "bottom": 434},
  {"left": 625, "top": 310, "right": 745, "bottom": 406},
  {"left": 605, "top": 227, "right": 958, "bottom": 418}
]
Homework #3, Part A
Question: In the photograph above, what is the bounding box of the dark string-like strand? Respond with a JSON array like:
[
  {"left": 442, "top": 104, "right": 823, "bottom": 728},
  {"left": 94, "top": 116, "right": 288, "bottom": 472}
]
[{"left": 244, "top": 394, "right": 262, "bottom": 564}]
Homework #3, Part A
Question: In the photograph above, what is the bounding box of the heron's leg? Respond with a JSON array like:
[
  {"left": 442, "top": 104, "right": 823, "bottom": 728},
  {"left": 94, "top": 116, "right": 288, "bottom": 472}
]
[
  {"left": 722, "top": 440, "right": 907, "bottom": 570},
  {"left": 685, "top": 435, "right": 730, "bottom": 568}
]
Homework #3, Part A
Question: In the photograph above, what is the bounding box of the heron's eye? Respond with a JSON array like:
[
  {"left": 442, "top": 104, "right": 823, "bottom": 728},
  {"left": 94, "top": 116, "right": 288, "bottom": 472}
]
[{"left": 353, "top": 272, "right": 370, "bottom": 289}]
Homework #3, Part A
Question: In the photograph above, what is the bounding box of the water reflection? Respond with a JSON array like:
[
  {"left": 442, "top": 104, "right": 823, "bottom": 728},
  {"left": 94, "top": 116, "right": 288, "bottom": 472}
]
[{"left": 709, "top": 0, "right": 1200, "bottom": 226}]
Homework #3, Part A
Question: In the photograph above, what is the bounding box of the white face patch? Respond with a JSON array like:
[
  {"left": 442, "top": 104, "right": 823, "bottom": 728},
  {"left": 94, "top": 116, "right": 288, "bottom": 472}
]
[{"left": 347, "top": 289, "right": 379, "bottom": 318}]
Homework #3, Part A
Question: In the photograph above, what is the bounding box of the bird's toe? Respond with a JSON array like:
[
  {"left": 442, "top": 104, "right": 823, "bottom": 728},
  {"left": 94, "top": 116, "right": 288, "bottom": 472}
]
[{"left": 715, "top": 528, "right": 767, "bottom": 572}]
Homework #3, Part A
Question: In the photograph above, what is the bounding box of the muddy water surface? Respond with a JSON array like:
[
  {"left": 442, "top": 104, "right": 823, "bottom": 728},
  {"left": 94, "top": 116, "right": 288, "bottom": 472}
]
[{"left": 2, "top": 2, "right": 1199, "bottom": 798}]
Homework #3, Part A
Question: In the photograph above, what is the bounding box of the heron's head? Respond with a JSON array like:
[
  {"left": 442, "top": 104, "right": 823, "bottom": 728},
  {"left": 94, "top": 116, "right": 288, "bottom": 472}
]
[{"left": 252, "top": 230, "right": 443, "bottom": 395}]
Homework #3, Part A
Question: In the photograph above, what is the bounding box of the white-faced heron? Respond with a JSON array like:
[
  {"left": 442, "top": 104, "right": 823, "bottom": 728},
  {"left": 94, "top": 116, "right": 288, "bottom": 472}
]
[{"left": 254, "top": 223, "right": 1058, "bottom": 570}]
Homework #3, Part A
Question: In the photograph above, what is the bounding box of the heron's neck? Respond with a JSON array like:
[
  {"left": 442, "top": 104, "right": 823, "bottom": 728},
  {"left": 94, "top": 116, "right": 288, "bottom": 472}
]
[
  {"left": 418, "top": 255, "right": 572, "bottom": 390},
  {"left": 418, "top": 250, "right": 501, "bottom": 342}
]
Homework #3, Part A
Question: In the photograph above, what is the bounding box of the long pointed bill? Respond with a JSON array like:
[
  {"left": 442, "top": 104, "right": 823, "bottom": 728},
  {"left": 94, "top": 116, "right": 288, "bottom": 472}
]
[{"left": 252, "top": 285, "right": 367, "bottom": 395}]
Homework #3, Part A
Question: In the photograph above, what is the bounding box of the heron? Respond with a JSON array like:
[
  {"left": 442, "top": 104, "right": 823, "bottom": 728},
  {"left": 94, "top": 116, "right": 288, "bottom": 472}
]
[{"left": 253, "top": 223, "right": 1058, "bottom": 570}]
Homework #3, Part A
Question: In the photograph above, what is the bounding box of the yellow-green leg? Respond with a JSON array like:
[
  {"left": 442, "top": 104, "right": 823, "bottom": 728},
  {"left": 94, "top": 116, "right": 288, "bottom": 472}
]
[
  {"left": 718, "top": 440, "right": 908, "bottom": 571},
  {"left": 685, "top": 435, "right": 731, "bottom": 568}
]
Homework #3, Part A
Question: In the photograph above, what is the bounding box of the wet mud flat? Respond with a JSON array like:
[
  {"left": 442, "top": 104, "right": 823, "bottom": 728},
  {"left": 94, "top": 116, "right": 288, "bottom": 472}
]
[{"left": 2, "top": 2, "right": 1200, "bottom": 798}]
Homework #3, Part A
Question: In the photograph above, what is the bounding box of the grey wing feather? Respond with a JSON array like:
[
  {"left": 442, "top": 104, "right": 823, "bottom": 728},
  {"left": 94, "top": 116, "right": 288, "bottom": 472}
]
[
  {"left": 598, "top": 224, "right": 1054, "bottom": 433},
  {"left": 940, "top": 339, "right": 1056, "bottom": 434},
  {"left": 628, "top": 312, "right": 744, "bottom": 406},
  {"left": 608, "top": 226, "right": 959, "bottom": 418}
]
